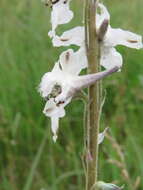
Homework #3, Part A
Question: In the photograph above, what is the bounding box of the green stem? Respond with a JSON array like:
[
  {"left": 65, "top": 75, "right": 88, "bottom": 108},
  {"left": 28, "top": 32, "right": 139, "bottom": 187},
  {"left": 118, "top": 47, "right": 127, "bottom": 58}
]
[{"left": 85, "top": 0, "right": 101, "bottom": 189}]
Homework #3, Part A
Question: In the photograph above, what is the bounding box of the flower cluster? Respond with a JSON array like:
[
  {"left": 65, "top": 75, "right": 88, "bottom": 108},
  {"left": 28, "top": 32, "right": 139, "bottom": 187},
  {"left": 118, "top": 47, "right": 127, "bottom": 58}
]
[{"left": 39, "top": 0, "right": 142, "bottom": 141}]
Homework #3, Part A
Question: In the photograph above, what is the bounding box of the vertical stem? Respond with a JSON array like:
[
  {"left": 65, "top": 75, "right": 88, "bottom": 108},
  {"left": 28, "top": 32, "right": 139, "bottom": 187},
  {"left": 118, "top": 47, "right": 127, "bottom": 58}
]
[{"left": 85, "top": 0, "right": 101, "bottom": 189}]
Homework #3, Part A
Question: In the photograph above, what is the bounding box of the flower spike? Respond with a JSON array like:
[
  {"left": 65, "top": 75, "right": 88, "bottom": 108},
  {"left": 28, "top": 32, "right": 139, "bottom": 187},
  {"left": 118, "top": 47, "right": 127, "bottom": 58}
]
[{"left": 39, "top": 1, "right": 142, "bottom": 142}]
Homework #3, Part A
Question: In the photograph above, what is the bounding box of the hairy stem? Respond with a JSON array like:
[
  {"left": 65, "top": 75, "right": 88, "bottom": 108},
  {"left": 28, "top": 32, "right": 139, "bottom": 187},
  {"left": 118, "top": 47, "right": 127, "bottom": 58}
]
[{"left": 85, "top": 0, "right": 101, "bottom": 189}]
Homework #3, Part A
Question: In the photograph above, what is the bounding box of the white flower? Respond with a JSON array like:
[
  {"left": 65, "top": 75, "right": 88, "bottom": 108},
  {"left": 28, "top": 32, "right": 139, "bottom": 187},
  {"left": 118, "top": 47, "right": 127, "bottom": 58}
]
[
  {"left": 39, "top": 47, "right": 87, "bottom": 98},
  {"left": 48, "top": 0, "right": 73, "bottom": 38},
  {"left": 50, "top": 3, "right": 142, "bottom": 69},
  {"left": 98, "top": 4, "right": 143, "bottom": 69},
  {"left": 39, "top": 48, "right": 87, "bottom": 141},
  {"left": 39, "top": 48, "right": 119, "bottom": 141}
]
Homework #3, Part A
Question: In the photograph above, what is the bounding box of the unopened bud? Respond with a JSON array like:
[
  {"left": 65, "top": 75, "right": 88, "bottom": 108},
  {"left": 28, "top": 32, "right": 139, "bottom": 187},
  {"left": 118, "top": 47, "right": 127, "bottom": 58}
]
[
  {"left": 98, "top": 19, "right": 109, "bottom": 42},
  {"left": 95, "top": 181, "right": 124, "bottom": 190}
]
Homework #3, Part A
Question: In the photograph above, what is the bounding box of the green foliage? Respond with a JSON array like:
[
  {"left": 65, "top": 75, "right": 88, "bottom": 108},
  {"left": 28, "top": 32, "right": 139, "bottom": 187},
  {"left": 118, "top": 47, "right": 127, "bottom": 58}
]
[{"left": 0, "top": 0, "right": 143, "bottom": 189}]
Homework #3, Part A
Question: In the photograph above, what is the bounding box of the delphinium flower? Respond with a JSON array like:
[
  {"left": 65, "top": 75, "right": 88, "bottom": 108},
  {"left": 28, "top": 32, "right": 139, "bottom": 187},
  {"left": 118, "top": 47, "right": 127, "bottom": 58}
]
[
  {"left": 38, "top": 48, "right": 87, "bottom": 142},
  {"left": 97, "top": 4, "right": 142, "bottom": 69},
  {"left": 39, "top": 49, "right": 119, "bottom": 141}
]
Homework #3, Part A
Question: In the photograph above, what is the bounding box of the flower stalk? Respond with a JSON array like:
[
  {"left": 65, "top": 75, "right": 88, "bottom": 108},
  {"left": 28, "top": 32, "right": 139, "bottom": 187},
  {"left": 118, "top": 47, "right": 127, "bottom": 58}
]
[
  {"left": 39, "top": 1, "right": 142, "bottom": 189},
  {"left": 85, "top": 0, "right": 101, "bottom": 189}
]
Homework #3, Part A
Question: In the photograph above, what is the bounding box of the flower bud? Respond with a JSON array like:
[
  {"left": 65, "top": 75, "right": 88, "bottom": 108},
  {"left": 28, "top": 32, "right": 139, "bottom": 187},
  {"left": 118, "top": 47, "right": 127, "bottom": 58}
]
[
  {"left": 98, "top": 19, "right": 109, "bottom": 42},
  {"left": 96, "top": 181, "right": 124, "bottom": 190}
]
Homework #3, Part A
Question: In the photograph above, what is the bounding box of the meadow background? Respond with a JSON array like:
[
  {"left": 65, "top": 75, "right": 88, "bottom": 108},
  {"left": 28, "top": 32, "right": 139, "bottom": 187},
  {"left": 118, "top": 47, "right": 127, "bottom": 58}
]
[{"left": 0, "top": 0, "right": 143, "bottom": 189}]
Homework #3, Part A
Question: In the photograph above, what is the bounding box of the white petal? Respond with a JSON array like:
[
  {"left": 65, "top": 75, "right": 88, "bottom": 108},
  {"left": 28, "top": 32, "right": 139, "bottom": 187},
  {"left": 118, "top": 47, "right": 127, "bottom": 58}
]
[
  {"left": 50, "top": 0, "right": 73, "bottom": 36},
  {"left": 101, "top": 47, "right": 123, "bottom": 70},
  {"left": 52, "top": 26, "right": 85, "bottom": 47},
  {"left": 43, "top": 97, "right": 72, "bottom": 142},
  {"left": 39, "top": 63, "right": 63, "bottom": 98},
  {"left": 52, "top": 61, "right": 62, "bottom": 73},
  {"left": 55, "top": 93, "right": 72, "bottom": 108},
  {"left": 43, "top": 98, "right": 72, "bottom": 142},
  {"left": 98, "top": 3, "right": 110, "bottom": 20},
  {"left": 98, "top": 128, "right": 108, "bottom": 145},
  {"left": 43, "top": 99, "right": 65, "bottom": 118},
  {"left": 59, "top": 47, "right": 87, "bottom": 75},
  {"left": 38, "top": 72, "right": 55, "bottom": 98},
  {"left": 75, "top": 47, "right": 88, "bottom": 70},
  {"left": 105, "top": 27, "right": 143, "bottom": 49},
  {"left": 48, "top": 30, "right": 55, "bottom": 38},
  {"left": 51, "top": 117, "right": 59, "bottom": 142}
]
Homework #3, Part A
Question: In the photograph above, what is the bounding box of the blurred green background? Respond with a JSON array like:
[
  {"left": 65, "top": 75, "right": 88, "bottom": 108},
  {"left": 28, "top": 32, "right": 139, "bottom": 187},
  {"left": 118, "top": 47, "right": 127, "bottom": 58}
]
[{"left": 0, "top": 0, "right": 143, "bottom": 189}]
